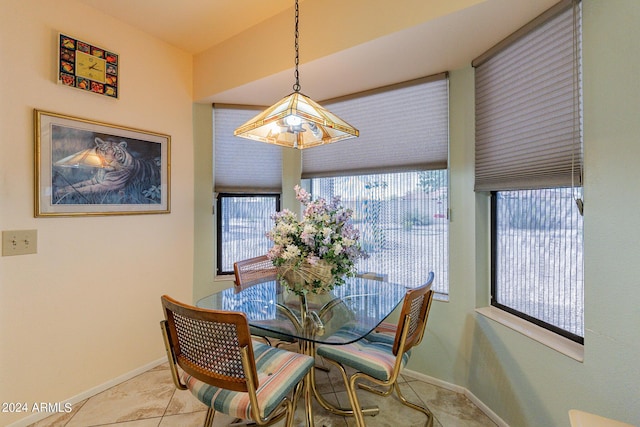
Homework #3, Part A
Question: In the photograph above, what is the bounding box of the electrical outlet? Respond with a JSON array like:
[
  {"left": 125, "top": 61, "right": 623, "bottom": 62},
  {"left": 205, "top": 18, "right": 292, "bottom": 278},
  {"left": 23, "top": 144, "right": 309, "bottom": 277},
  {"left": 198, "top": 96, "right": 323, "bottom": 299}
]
[{"left": 2, "top": 230, "right": 37, "bottom": 256}]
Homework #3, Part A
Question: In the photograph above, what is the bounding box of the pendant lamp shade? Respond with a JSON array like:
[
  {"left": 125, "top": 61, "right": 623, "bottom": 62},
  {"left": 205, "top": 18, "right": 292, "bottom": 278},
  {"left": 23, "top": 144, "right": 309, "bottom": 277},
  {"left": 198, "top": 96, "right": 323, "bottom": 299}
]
[
  {"left": 233, "top": 92, "right": 359, "bottom": 149},
  {"left": 233, "top": 0, "right": 359, "bottom": 149}
]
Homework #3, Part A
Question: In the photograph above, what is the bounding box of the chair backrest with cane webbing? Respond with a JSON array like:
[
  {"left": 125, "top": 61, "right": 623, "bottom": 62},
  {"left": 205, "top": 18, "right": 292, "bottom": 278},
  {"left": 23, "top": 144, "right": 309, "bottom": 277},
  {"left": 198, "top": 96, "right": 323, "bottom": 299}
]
[
  {"left": 234, "top": 255, "right": 277, "bottom": 290},
  {"left": 392, "top": 272, "right": 435, "bottom": 356},
  {"left": 161, "top": 295, "right": 257, "bottom": 392}
]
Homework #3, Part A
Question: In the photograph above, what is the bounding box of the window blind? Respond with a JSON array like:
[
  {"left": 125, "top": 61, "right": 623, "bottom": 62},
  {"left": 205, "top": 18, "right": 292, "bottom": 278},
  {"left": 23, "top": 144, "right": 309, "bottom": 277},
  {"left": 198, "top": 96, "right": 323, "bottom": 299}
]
[
  {"left": 473, "top": 0, "right": 582, "bottom": 192},
  {"left": 309, "top": 171, "right": 449, "bottom": 295},
  {"left": 214, "top": 104, "right": 283, "bottom": 193},
  {"left": 302, "top": 73, "right": 449, "bottom": 178}
]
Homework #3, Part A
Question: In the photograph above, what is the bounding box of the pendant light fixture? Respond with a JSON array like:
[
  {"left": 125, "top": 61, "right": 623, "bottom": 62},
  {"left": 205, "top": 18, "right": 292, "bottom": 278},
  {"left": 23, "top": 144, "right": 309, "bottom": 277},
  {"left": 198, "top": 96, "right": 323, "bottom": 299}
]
[{"left": 234, "top": 0, "right": 359, "bottom": 149}]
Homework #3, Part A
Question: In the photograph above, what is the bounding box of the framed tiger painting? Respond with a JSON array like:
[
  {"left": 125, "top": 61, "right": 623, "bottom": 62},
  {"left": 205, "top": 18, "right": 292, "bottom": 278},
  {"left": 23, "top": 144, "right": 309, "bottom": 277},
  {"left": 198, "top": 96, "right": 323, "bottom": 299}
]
[{"left": 34, "top": 109, "right": 170, "bottom": 217}]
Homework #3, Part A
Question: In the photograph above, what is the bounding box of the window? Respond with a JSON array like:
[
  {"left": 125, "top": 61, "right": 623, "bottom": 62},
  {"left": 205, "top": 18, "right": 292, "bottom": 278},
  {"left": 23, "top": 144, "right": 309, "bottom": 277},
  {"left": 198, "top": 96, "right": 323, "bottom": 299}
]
[
  {"left": 308, "top": 171, "right": 448, "bottom": 295},
  {"left": 304, "top": 74, "right": 449, "bottom": 294},
  {"left": 474, "top": 1, "right": 583, "bottom": 341},
  {"left": 216, "top": 193, "right": 280, "bottom": 275},
  {"left": 492, "top": 188, "right": 584, "bottom": 341},
  {"left": 214, "top": 105, "right": 283, "bottom": 275}
]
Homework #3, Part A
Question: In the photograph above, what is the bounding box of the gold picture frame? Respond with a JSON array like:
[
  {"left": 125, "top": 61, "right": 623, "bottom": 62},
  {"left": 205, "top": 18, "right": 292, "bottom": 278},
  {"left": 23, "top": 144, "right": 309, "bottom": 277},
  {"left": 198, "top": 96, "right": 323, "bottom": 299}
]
[{"left": 34, "top": 109, "right": 170, "bottom": 217}]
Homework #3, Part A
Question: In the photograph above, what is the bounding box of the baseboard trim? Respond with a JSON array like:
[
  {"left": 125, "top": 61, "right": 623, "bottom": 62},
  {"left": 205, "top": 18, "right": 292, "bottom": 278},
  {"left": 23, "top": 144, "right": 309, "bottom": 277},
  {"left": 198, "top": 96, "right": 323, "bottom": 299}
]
[
  {"left": 403, "top": 368, "right": 509, "bottom": 427},
  {"left": 6, "top": 358, "right": 166, "bottom": 427}
]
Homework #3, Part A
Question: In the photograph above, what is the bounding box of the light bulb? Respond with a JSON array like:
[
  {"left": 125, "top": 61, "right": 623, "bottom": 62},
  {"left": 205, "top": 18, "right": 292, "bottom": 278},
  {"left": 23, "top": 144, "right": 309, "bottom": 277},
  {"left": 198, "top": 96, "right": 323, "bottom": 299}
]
[{"left": 285, "top": 115, "right": 302, "bottom": 126}]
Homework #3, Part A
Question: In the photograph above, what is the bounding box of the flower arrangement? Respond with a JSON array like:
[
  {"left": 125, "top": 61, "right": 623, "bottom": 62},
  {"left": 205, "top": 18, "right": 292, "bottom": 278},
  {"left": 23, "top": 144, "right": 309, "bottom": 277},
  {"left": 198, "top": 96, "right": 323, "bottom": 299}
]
[{"left": 267, "top": 185, "right": 367, "bottom": 295}]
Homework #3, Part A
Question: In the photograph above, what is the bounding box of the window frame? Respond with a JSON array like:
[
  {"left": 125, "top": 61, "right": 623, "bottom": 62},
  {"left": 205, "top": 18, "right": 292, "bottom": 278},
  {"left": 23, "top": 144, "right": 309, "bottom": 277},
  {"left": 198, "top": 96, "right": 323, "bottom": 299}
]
[
  {"left": 490, "top": 191, "right": 584, "bottom": 344},
  {"left": 216, "top": 192, "right": 280, "bottom": 276}
]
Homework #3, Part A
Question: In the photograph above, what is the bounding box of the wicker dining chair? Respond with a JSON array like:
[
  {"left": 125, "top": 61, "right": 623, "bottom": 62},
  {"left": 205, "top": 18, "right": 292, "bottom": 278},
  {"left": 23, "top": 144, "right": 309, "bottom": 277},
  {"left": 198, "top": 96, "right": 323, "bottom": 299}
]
[
  {"left": 233, "top": 255, "right": 298, "bottom": 346},
  {"left": 316, "top": 272, "right": 435, "bottom": 427},
  {"left": 234, "top": 255, "right": 277, "bottom": 291},
  {"left": 160, "top": 295, "right": 314, "bottom": 427}
]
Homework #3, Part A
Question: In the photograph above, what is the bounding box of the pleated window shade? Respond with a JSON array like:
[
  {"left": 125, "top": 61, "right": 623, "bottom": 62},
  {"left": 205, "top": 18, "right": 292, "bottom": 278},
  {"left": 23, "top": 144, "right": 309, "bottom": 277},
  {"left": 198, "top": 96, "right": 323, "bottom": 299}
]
[
  {"left": 473, "top": 0, "right": 582, "bottom": 192},
  {"left": 214, "top": 105, "right": 283, "bottom": 193},
  {"left": 302, "top": 74, "right": 449, "bottom": 178}
]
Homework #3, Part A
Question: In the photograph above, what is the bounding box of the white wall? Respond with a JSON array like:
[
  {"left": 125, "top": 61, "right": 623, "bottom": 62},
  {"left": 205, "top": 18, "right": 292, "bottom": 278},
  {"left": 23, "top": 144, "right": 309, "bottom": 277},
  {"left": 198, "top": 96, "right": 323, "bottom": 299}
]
[{"left": 0, "top": 1, "right": 194, "bottom": 425}]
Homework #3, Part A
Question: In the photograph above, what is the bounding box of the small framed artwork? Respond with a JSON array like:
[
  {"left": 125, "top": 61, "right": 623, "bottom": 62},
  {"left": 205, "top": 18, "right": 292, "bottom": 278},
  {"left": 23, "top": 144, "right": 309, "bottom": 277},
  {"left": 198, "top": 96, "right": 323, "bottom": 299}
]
[
  {"left": 34, "top": 109, "right": 170, "bottom": 217},
  {"left": 58, "top": 33, "right": 119, "bottom": 98}
]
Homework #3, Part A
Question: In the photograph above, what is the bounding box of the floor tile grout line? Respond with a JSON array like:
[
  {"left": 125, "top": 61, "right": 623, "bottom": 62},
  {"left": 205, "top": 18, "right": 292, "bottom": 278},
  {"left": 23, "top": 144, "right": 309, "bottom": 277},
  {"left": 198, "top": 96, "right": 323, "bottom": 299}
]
[
  {"left": 405, "top": 378, "right": 442, "bottom": 427},
  {"left": 160, "top": 387, "right": 178, "bottom": 420},
  {"left": 62, "top": 396, "right": 89, "bottom": 427}
]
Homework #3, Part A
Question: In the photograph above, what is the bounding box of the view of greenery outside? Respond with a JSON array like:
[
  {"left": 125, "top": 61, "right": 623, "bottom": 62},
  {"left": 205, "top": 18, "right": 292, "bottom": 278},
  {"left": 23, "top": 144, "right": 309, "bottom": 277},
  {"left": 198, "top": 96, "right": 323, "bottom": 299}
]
[
  {"left": 308, "top": 170, "right": 449, "bottom": 295},
  {"left": 493, "top": 187, "right": 584, "bottom": 339}
]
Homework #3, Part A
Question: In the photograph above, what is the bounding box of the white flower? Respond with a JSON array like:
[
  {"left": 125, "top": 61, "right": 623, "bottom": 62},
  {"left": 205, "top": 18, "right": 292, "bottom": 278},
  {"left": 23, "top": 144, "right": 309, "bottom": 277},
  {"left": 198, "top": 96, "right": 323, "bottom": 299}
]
[{"left": 282, "top": 244, "right": 301, "bottom": 260}]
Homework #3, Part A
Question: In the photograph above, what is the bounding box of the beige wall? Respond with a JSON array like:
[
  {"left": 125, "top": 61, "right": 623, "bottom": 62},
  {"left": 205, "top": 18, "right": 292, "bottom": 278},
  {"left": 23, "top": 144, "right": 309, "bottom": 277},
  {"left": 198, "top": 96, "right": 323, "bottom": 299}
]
[
  {"left": 192, "top": 103, "right": 217, "bottom": 302},
  {"left": 0, "top": 1, "right": 194, "bottom": 425},
  {"left": 193, "top": 0, "right": 485, "bottom": 103}
]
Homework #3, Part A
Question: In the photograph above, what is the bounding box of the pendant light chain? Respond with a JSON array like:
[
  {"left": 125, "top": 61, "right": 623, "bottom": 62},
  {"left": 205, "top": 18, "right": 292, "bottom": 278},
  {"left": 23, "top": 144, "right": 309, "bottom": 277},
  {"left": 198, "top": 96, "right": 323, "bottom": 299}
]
[
  {"left": 233, "top": 0, "right": 359, "bottom": 147},
  {"left": 293, "top": 0, "right": 301, "bottom": 93}
]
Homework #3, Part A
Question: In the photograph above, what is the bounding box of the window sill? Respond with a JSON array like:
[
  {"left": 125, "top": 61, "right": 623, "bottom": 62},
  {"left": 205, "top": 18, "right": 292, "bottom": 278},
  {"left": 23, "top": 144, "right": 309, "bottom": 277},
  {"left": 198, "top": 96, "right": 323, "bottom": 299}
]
[
  {"left": 434, "top": 292, "right": 449, "bottom": 302},
  {"left": 475, "top": 306, "right": 584, "bottom": 362}
]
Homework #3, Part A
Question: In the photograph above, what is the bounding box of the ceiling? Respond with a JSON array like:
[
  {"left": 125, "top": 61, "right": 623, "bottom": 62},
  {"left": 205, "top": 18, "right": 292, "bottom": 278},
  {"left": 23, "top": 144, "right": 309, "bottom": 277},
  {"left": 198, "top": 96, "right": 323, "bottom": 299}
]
[
  {"left": 79, "top": 0, "right": 559, "bottom": 104},
  {"left": 80, "top": 0, "right": 296, "bottom": 55}
]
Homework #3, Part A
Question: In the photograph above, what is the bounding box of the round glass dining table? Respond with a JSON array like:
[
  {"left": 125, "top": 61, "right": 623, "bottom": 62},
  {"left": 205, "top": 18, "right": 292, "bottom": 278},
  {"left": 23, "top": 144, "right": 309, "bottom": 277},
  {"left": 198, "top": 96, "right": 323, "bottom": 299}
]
[{"left": 196, "top": 276, "right": 406, "bottom": 345}]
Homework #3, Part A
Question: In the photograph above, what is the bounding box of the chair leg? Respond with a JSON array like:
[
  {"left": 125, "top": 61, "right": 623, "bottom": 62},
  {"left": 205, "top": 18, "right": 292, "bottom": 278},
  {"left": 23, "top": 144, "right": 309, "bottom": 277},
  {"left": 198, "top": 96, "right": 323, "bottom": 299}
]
[
  {"left": 393, "top": 382, "right": 434, "bottom": 427},
  {"left": 282, "top": 397, "right": 295, "bottom": 427},
  {"left": 287, "top": 381, "right": 304, "bottom": 427},
  {"left": 358, "top": 382, "right": 393, "bottom": 397},
  {"left": 203, "top": 407, "right": 216, "bottom": 427},
  {"left": 314, "top": 356, "right": 330, "bottom": 372},
  {"left": 314, "top": 358, "right": 380, "bottom": 419},
  {"left": 317, "top": 357, "right": 367, "bottom": 426},
  {"left": 346, "top": 373, "right": 371, "bottom": 427}
]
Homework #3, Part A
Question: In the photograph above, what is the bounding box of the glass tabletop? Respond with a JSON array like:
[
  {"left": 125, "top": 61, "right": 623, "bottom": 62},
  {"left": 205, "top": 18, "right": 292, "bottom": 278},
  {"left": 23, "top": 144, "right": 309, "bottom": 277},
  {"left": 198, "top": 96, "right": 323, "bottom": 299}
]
[{"left": 196, "top": 276, "right": 406, "bottom": 345}]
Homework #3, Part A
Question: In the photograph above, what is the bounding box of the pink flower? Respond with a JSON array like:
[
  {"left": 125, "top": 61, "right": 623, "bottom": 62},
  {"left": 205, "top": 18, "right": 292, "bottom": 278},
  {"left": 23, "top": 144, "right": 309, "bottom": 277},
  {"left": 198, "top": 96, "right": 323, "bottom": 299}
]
[{"left": 294, "top": 185, "right": 311, "bottom": 204}]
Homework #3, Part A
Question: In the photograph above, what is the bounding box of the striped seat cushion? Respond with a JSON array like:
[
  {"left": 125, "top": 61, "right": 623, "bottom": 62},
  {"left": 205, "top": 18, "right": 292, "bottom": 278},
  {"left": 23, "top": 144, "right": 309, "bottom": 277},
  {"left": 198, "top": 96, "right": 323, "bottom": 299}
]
[
  {"left": 365, "top": 322, "right": 397, "bottom": 346},
  {"left": 181, "top": 341, "right": 314, "bottom": 420},
  {"left": 317, "top": 330, "right": 410, "bottom": 381}
]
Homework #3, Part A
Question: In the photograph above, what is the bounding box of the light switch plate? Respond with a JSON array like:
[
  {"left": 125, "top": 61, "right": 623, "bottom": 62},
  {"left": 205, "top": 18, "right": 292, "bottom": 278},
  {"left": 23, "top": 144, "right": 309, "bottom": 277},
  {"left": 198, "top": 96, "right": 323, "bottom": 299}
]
[{"left": 2, "top": 230, "right": 37, "bottom": 256}]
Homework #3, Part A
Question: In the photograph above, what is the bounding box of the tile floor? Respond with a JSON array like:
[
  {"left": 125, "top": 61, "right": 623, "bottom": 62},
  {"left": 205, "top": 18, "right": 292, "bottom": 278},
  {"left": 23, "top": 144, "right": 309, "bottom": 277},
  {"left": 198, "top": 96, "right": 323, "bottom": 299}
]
[{"left": 30, "top": 359, "right": 497, "bottom": 427}]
